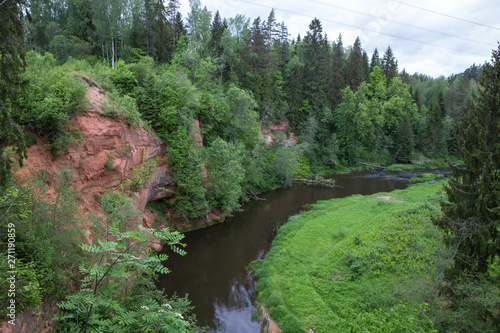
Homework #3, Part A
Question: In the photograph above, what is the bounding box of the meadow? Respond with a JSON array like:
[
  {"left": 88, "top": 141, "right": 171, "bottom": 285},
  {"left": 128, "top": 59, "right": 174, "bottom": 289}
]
[{"left": 256, "top": 181, "right": 446, "bottom": 332}]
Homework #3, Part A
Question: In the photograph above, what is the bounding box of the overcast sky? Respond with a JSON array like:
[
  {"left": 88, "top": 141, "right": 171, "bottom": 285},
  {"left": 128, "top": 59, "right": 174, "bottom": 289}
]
[{"left": 179, "top": 0, "right": 500, "bottom": 78}]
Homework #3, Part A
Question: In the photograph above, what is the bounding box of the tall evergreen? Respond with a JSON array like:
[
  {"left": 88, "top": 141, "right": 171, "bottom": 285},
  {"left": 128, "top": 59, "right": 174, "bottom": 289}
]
[
  {"left": 425, "top": 99, "right": 446, "bottom": 157},
  {"left": 208, "top": 10, "right": 227, "bottom": 57},
  {"left": 346, "top": 37, "right": 365, "bottom": 91},
  {"left": 436, "top": 44, "right": 500, "bottom": 274},
  {"left": 167, "top": 0, "right": 181, "bottom": 47},
  {"left": 250, "top": 17, "right": 266, "bottom": 71},
  {"left": 330, "top": 33, "right": 346, "bottom": 109},
  {"left": 303, "top": 18, "right": 330, "bottom": 114},
  {"left": 370, "top": 48, "right": 380, "bottom": 72},
  {"left": 381, "top": 45, "right": 398, "bottom": 85}
]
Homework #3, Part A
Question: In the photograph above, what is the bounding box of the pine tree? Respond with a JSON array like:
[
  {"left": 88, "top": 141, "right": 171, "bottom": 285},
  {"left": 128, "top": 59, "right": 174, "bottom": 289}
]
[
  {"left": 395, "top": 114, "right": 415, "bottom": 163},
  {"left": 330, "top": 34, "right": 346, "bottom": 109},
  {"left": 436, "top": 44, "right": 500, "bottom": 273},
  {"left": 370, "top": 48, "right": 380, "bottom": 72},
  {"left": 303, "top": 18, "right": 330, "bottom": 114},
  {"left": 381, "top": 45, "right": 398, "bottom": 85},
  {"left": 425, "top": 99, "right": 446, "bottom": 157},
  {"left": 346, "top": 37, "right": 365, "bottom": 91},
  {"left": 208, "top": 10, "right": 227, "bottom": 57},
  {"left": 167, "top": 0, "right": 181, "bottom": 47}
]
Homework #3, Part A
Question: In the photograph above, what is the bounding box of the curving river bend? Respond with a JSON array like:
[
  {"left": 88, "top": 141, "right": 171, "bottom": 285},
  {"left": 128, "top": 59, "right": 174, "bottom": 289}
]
[{"left": 157, "top": 169, "right": 449, "bottom": 332}]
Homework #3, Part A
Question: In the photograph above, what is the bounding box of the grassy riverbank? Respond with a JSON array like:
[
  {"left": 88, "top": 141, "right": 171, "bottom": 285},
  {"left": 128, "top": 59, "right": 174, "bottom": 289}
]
[{"left": 255, "top": 181, "right": 446, "bottom": 332}]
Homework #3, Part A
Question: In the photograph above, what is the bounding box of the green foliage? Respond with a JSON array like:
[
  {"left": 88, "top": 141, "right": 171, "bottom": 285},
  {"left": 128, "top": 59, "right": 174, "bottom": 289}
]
[
  {"left": 105, "top": 153, "right": 114, "bottom": 170},
  {"left": 256, "top": 182, "right": 446, "bottom": 332},
  {"left": 0, "top": 166, "right": 86, "bottom": 304},
  {"left": 21, "top": 52, "right": 87, "bottom": 156},
  {"left": 56, "top": 208, "right": 194, "bottom": 332},
  {"left": 409, "top": 173, "right": 444, "bottom": 184},
  {"left": 433, "top": 272, "right": 500, "bottom": 333},
  {"left": 0, "top": 0, "right": 28, "bottom": 186},
  {"left": 103, "top": 91, "right": 142, "bottom": 128},
  {"left": 383, "top": 163, "right": 423, "bottom": 172},
  {"left": 436, "top": 45, "right": 500, "bottom": 274},
  {"left": 129, "top": 157, "right": 158, "bottom": 191},
  {"left": 100, "top": 191, "right": 141, "bottom": 231},
  {"left": 112, "top": 60, "right": 139, "bottom": 95},
  {"left": 206, "top": 138, "right": 245, "bottom": 212},
  {"left": 340, "top": 303, "right": 437, "bottom": 332},
  {"left": 0, "top": 187, "right": 43, "bottom": 316}
]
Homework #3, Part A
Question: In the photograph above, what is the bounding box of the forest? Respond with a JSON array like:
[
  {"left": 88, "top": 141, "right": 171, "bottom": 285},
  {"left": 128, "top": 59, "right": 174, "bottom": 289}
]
[{"left": 0, "top": 0, "right": 498, "bottom": 332}]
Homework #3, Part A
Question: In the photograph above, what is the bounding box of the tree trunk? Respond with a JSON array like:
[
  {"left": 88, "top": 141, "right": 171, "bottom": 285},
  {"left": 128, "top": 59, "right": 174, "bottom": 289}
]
[{"left": 112, "top": 37, "right": 115, "bottom": 69}]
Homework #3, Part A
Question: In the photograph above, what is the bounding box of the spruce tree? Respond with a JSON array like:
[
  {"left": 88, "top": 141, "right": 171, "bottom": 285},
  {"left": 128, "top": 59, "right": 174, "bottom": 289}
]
[
  {"left": 436, "top": 44, "right": 500, "bottom": 273},
  {"left": 381, "top": 45, "right": 398, "bottom": 85},
  {"left": 425, "top": 99, "right": 446, "bottom": 157},
  {"left": 370, "top": 48, "right": 380, "bottom": 72},
  {"left": 330, "top": 34, "right": 346, "bottom": 109},
  {"left": 346, "top": 37, "right": 365, "bottom": 91},
  {"left": 208, "top": 10, "right": 227, "bottom": 57}
]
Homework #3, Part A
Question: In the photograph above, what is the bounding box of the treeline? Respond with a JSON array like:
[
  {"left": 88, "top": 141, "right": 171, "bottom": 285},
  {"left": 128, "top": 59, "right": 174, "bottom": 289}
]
[{"left": 12, "top": 0, "right": 482, "bottom": 219}]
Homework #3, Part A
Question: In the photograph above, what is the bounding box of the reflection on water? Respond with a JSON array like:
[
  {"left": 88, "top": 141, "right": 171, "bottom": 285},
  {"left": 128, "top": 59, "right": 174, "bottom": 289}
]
[
  {"left": 157, "top": 169, "right": 449, "bottom": 332},
  {"left": 212, "top": 279, "right": 259, "bottom": 333}
]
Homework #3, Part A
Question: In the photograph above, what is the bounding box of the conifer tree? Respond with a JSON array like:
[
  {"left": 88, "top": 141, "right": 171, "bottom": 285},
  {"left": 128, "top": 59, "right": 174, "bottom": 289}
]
[
  {"left": 330, "top": 34, "right": 346, "bottom": 109},
  {"left": 381, "top": 45, "right": 398, "bottom": 85},
  {"left": 370, "top": 48, "right": 380, "bottom": 72},
  {"left": 303, "top": 18, "right": 330, "bottom": 114},
  {"left": 436, "top": 44, "right": 500, "bottom": 273},
  {"left": 346, "top": 37, "right": 365, "bottom": 91},
  {"left": 208, "top": 10, "right": 227, "bottom": 57},
  {"left": 425, "top": 99, "right": 446, "bottom": 157}
]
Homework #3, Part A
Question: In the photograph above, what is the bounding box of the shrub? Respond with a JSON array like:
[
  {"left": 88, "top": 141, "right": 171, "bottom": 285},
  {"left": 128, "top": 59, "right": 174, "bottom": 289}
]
[{"left": 105, "top": 153, "right": 114, "bottom": 170}]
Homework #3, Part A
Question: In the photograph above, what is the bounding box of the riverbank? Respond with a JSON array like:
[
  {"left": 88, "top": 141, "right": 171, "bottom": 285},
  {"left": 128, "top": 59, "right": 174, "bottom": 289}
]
[{"left": 255, "top": 181, "right": 446, "bottom": 332}]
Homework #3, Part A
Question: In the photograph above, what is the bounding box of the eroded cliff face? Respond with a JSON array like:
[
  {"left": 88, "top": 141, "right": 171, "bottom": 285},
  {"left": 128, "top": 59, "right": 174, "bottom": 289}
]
[
  {"left": 261, "top": 119, "right": 296, "bottom": 146},
  {"left": 14, "top": 81, "right": 176, "bottom": 237}
]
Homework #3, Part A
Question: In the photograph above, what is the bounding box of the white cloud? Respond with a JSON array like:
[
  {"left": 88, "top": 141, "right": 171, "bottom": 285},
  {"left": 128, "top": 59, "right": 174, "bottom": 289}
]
[{"left": 180, "top": 0, "right": 499, "bottom": 77}]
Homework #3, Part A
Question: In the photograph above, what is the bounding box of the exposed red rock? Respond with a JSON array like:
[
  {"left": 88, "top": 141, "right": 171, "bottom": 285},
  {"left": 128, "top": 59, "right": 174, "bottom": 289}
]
[{"left": 261, "top": 119, "right": 296, "bottom": 146}]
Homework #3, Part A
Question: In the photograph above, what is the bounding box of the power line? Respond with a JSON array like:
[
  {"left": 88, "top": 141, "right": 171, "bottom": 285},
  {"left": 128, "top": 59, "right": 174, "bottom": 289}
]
[
  {"left": 393, "top": 0, "right": 500, "bottom": 31},
  {"left": 308, "top": 0, "right": 492, "bottom": 47},
  {"left": 235, "top": 0, "right": 490, "bottom": 57}
]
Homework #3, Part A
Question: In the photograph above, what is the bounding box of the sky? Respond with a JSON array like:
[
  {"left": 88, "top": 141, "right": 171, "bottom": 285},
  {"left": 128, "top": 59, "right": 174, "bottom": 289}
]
[{"left": 179, "top": 0, "right": 500, "bottom": 78}]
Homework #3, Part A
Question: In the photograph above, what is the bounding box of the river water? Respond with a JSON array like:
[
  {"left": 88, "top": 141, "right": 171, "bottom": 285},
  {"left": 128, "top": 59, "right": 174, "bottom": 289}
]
[{"left": 157, "top": 169, "right": 449, "bottom": 332}]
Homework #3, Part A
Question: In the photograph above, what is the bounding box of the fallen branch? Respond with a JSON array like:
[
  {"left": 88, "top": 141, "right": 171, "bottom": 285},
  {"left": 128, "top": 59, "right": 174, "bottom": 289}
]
[
  {"left": 247, "top": 187, "right": 266, "bottom": 201},
  {"left": 292, "top": 176, "right": 337, "bottom": 188},
  {"left": 358, "top": 162, "right": 384, "bottom": 169}
]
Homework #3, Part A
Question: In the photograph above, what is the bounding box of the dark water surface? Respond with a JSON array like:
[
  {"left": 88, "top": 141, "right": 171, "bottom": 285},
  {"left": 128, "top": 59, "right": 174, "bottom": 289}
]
[{"left": 157, "top": 169, "right": 449, "bottom": 332}]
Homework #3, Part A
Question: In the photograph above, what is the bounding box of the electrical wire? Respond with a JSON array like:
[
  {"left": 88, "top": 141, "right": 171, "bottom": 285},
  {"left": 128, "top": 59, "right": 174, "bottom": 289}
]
[
  {"left": 393, "top": 0, "right": 500, "bottom": 32},
  {"left": 235, "top": 0, "right": 490, "bottom": 57},
  {"left": 308, "top": 0, "right": 492, "bottom": 47}
]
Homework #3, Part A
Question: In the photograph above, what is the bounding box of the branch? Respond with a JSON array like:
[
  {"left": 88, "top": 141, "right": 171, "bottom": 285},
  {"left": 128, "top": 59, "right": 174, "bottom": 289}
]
[
  {"left": 247, "top": 186, "right": 266, "bottom": 201},
  {"left": 292, "top": 177, "right": 338, "bottom": 188},
  {"left": 358, "top": 162, "right": 384, "bottom": 170}
]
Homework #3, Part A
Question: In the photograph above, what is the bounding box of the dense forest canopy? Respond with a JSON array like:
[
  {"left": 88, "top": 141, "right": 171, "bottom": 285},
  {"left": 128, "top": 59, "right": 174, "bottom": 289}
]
[{"left": 1, "top": 0, "right": 498, "bottom": 332}]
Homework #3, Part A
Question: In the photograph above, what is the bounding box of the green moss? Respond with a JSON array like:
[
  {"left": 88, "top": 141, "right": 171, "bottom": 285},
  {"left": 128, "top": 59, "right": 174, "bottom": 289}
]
[{"left": 256, "top": 181, "right": 446, "bottom": 332}]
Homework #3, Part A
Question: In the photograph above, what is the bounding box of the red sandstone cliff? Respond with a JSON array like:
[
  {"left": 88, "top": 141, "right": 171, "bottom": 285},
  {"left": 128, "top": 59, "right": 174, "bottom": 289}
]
[{"left": 14, "top": 79, "right": 178, "bottom": 241}]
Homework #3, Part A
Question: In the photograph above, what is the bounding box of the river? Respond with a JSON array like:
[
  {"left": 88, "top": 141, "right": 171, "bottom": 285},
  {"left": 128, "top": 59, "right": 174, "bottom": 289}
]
[{"left": 157, "top": 168, "right": 449, "bottom": 332}]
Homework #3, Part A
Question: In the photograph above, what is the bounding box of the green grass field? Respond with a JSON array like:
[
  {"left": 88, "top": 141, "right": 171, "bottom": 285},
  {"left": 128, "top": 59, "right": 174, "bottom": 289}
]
[{"left": 256, "top": 182, "right": 446, "bottom": 332}]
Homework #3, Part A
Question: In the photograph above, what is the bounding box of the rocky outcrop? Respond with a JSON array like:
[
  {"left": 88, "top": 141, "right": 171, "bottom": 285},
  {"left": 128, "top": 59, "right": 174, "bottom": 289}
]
[
  {"left": 16, "top": 111, "right": 174, "bottom": 214},
  {"left": 261, "top": 119, "right": 296, "bottom": 146},
  {"left": 15, "top": 79, "right": 174, "bottom": 218}
]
